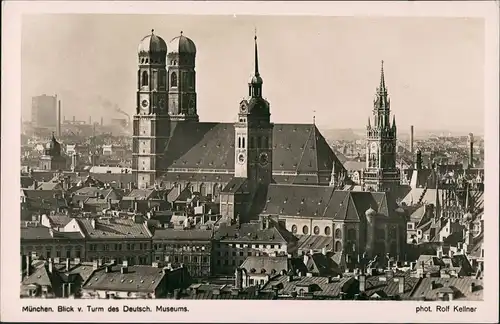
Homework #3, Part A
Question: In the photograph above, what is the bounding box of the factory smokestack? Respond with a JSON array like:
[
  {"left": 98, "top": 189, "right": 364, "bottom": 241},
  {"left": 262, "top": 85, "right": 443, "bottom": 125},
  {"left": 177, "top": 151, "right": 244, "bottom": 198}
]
[
  {"left": 468, "top": 133, "right": 474, "bottom": 168},
  {"left": 89, "top": 116, "right": 92, "bottom": 125},
  {"left": 73, "top": 116, "right": 75, "bottom": 122},
  {"left": 410, "top": 125, "right": 414, "bottom": 155},
  {"left": 100, "top": 117, "right": 104, "bottom": 126},
  {"left": 57, "top": 100, "right": 62, "bottom": 137}
]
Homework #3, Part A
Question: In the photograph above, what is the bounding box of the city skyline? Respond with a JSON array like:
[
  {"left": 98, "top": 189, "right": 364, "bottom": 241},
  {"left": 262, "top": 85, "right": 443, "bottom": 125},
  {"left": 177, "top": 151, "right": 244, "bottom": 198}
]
[{"left": 22, "top": 15, "right": 484, "bottom": 133}]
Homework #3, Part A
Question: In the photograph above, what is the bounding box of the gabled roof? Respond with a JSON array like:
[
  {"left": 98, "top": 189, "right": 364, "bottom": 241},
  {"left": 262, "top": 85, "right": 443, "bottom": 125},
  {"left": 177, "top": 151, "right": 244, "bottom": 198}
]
[
  {"left": 82, "top": 265, "right": 170, "bottom": 293},
  {"left": 259, "top": 185, "right": 399, "bottom": 222},
  {"left": 411, "top": 277, "right": 483, "bottom": 301},
  {"left": 77, "top": 218, "right": 152, "bottom": 239},
  {"left": 158, "top": 122, "right": 345, "bottom": 184},
  {"left": 21, "top": 226, "right": 84, "bottom": 241},
  {"left": 221, "top": 178, "right": 249, "bottom": 194},
  {"left": 240, "top": 256, "right": 290, "bottom": 275},
  {"left": 214, "top": 222, "right": 295, "bottom": 244},
  {"left": 364, "top": 273, "right": 419, "bottom": 299},
  {"left": 262, "top": 275, "right": 354, "bottom": 298}
]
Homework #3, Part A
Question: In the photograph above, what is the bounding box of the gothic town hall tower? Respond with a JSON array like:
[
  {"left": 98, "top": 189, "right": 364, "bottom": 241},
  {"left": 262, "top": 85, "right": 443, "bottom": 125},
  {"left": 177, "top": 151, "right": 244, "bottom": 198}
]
[{"left": 362, "top": 61, "right": 400, "bottom": 192}]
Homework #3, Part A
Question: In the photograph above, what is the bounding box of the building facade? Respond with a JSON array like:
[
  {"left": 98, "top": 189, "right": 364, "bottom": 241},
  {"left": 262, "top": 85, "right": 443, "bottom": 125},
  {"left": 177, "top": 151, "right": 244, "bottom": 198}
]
[{"left": 32, "top": 94, "right": 57, "bottom": 128}]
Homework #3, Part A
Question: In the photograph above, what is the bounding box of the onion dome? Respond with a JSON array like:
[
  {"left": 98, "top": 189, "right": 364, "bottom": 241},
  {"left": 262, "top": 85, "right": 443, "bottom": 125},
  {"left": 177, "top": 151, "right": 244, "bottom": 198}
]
[
  {"left": 167, "top": 31, "right": 196, "bottom": 55},
  {"left": 365, "top": 207, "right": 377, "bottom": 217},
  {"left": 138, "top": 29, "right": 167, "bottom": 55}
]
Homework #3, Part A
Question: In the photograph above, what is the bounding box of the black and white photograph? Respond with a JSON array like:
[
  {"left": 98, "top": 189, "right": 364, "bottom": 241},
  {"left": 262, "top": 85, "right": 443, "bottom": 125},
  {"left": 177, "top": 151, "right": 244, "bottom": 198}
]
[{"left": 2, "top": 1, "right": 499, "bottom": 323}]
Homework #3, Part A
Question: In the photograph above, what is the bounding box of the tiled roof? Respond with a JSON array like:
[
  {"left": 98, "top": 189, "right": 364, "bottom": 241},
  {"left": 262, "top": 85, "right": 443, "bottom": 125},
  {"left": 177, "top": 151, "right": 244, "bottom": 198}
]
[
  {"left": 240, "top": 256, "right": 289, "bottom": 274},
  {"left": 22, "top": 262, "right": 62, "bottom": 288},
  {"left": 21, "top": 226, "right": 84, "bottom": 241},
  {"left": 73, "top": 187, "right": 115, "bottom": 198},
  {"left": 297, "top": 235, "right": 333, "bottom": 252},
  {"left": 262, "top": 275, "right": 354, "bottom": 298},
  {"left": 46, "top": 215, "right": 72, "bottom": 227},
  {"left": 161, "top": 172, "right": 234, "bottom": 184},
  {"left": 183, "top": 285, "right": 275, "bottom": 300},
  {"left": 304, "top": 253, "right": 343, "bottom": 277},
  {"left": 36, "top": 182, "right": 62, "bottom": 190},
  {"left": 125, "top": 189, "right": 155, "bottom": 200},
  {"left": 364, "top": 273, "right": 419, "bottom": 299},
  {"left": 77, "top": 218, "right": 152, "bottom": 239},
  {"left": 221, "top": 178, "right": 249, "bottom": 194},
  {"left": 260, "top": 185, "right": 398, "bottom": 222},
  {"left": 159, "top": 122, "right": 345, "bottom": 179},
  {"left": 214, "top": 222, "right": 294, "bottom": 244},
  {"left": 82, "top": 265, "right": 167, "bottom": 293},
  {"left": 410, "top": 277, "right": 483, "bottom": 301},
  {"left": 21, "top": 176, "right": 35, "bottom": 189},
  {"left": 152, "top": 228, "right": 213, "bottom": 241}
]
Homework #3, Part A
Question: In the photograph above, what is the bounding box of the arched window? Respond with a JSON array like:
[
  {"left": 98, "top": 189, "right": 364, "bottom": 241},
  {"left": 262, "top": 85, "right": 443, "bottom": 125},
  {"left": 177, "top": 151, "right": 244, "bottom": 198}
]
[
  {"left": 313, "top": 226, "right": 320, "bottom": 235},
  {"left": 335, "top": 228, "right": 342, "bottom": 239},
  {"left": 242, "top": 137, "right": 246, "bottom": 149},
  {"left": 324, "top": 226, "right": 331, "bottom": 236},
  {"left": 238, "top": 137, "right": 241, "bottom": 149},
  {"left": 199, "top": 183, "right": 206, "bottom": 197},
  {"left": 302, "top": 225, "right": 309, "bottom": 235},
  {"left": 335, "top": 241, "right": 342, "bottom": 252},
  {"left": 170, "top": 72, "right": 177, "bottom": 87},
  {"left": 141, "top": 71, "right": 148, "bottom": 86},
  {"left": 291, "top": 225, "right": 297, "bottom": 234}
]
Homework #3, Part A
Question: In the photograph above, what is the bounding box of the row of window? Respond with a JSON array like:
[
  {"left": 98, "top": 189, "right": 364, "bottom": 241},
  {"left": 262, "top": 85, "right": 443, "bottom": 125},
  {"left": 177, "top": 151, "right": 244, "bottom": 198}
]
[
  {"left": 88, "top": 243, "right": 149, "bottom": 252},
  {"left": 291, "top": 225, "right": 333, "bottom": 236},
  {"left": 218, "top": 243, "right": 282, "bottom": 249},
  {"left": 153, "top": 244, "right": 210, "bottom": 251},
  {"left": 27, "top": 249, "right": 82, "bottom": 259},
  {"left": 155, "top": 254, "right": 209, "bottom": 264},
  {"left": 218, "top": 251, "right": 253, "bottom": 257},
  {"left": 140, "top": 71, "right": 194, "bottom": 89}
]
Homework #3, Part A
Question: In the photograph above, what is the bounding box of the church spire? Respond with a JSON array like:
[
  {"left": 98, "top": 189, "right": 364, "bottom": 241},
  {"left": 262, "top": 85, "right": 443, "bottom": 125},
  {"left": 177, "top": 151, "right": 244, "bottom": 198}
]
[
  {"left": 248, "top": 29, "right": 263, "bottom": 98},
  {"left": 378, "top": 60, "right": 387, "bottom": 95},
  {"left": 254, "top": 29, "right": 259, "bottom": 77}
]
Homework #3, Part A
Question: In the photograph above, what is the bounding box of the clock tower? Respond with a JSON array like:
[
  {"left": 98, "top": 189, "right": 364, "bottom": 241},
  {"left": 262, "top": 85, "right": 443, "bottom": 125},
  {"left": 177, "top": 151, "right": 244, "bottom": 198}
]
[
  {"left": 167, "top": 32, "right": 198, "bottom": 122},
  {"left": 133, "top": 30, "right": 170, "bottom": 189},
  {"left": 234, "top": 33, "right": 273, "bottom": 189},
  {"left": 363, "top": 61, "right": 400, "bottom": 192}
]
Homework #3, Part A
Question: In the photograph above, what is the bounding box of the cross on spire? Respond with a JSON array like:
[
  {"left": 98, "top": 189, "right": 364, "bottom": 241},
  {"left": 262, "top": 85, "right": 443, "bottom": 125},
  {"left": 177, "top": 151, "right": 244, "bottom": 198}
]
[
  {"left": 151, "top": 29, "right": 155, "bottom": 35},
  {"left": 254, "top": 27, "right": 259, "bottom": 77}
]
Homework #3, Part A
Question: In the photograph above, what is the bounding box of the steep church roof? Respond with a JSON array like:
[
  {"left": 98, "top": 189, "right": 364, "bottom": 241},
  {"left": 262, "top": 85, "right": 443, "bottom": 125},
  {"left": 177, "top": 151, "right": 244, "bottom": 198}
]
[{"left": 159, "top": 122, "right": 345, "bottom": 185}]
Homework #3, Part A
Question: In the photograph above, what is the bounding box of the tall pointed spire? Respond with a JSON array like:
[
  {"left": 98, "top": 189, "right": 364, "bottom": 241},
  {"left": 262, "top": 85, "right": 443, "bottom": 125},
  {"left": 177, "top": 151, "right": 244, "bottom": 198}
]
[
  {"left": 392, "top": 115, "right": 396, "bottom": 129},
  {"left": 248, "top": 28, "right": 263, "bottom": 98},
  {"left": 254, "top": 28, "right": 259, "bottom": 77},
  {"left": 379, "top": 60, "right": 386, "bottom": 94}
]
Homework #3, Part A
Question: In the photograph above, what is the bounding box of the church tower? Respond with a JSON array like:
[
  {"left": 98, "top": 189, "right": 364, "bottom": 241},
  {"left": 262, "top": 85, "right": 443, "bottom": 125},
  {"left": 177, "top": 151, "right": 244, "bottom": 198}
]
[
  {"left": 133, "top": 30, "right": 170, "bottom": 189},
  {"left": 234, "top": 33, "right": 274, "bottom": 188},
  {"left": 363, "top": 61, "right": 400, "bottom": 192},
  {"left": 167, "top": 32, "right": 198, "bottom": 121}
]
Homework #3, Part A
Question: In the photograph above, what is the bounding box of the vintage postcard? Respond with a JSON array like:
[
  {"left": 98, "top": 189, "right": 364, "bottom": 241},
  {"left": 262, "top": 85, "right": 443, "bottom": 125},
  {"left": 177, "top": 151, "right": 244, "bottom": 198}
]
[{"left": 1, "top": 1, "right": 498, "bottom": 323}]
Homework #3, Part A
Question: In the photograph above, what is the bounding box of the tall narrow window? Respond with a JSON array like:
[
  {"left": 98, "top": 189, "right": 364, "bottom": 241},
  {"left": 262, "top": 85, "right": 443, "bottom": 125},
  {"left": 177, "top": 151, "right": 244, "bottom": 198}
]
[
  {"left": 242, "top": 137, "right": 246, "bottom": 149},
  {"left": 142, "top": 71, "right": 148, "bottom": 86},
  {"left": 171, "top": 72, "right": 178, "bottom": 87},
  {"left": 159, "top": 70, "right": 165, "bottom": 88},
  {"left": 238, "top": 137, "right": 241, "bottom": 148}
]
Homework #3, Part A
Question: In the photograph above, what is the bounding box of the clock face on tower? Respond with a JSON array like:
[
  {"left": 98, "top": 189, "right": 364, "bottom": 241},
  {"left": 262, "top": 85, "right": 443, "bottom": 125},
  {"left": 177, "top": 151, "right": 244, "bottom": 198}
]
[
  {"left": 259, "top": 152, "right": 269, "bottom": 166},
  {"left": 370, "top": 142, "right": 378, "bottom": 153},
  {"left": 237, "top": 153, "right": 246, "bottom": 164},
  {"left": 141, "top": 99, "right": 149, "bottom": 110}
]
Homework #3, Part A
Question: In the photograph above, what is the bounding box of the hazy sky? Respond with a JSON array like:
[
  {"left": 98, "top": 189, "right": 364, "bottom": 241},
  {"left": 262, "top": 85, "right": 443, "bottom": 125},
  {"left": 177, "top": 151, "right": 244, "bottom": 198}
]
[{"left": 22, "top": 14, "right": 485, "bottom": 133}]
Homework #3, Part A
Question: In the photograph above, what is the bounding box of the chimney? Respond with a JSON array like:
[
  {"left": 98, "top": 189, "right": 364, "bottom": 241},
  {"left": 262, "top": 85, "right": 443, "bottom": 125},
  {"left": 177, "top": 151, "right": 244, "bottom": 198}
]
[
  {"left": 88, "top": 116, "right": 92, "bottom": 125},
  {"left": 469, "top": 282, "right": 475, "bottom": 293},
  {"left": 359, "top": 274, "right": 366, "bottom": 292},
  {"left": 287, "top": 275, "right": 293, "bottom": 282},
  {"left": 322, "top": 247, "right": 327, "bottom": 255},
  {"left": 25, "top": 255, "right": 32, "bottom": 277},
  {"left": 101, "top": 117, "right": 104, "bottom": 126},
  {"left": 54, "top": 257, "right": 60, "bottom": 264},
  {"left": 72, "top": 116, "right": 75, "bottom": 122},
  {"left": 121, "top": 266, "right": 128, "bottom": 274},
  {"left": 48, "top": 258, "right": 54, "bottom": 274},
  {"left": 468, "top": 133, "right": 474, "bottom": 168},
  {"left": 122, "top": 260, "right": 128, "bottom": 268},
  {"left": 303, "top": 253, "right": 309, "bottom": 266},
  {"left": 410, "top": 125, "right": 414, "bottom": 155},
  {"left": 57, "top": 100, "right": 61, "bottom": 137},
  {"left": 105, "top": 265, "right": 112, "bottom": 273},
  {"left": 430, "top": 280, "right": 436, "bottom": 290},
  {"left": 173, "top": 289, "right": 180, "bottom": 299},
  {"left": 92, "top": 260, "right": 99, "bottom": 270},
  {"left": 74, "top": 258, "right": 81, "bottom": 264},
  {"left": 167, "top": 263, "right": 172, "bottom": 270},
  {"left": 66, "top": 258, "right": 71, "bottom": 271},
  {"left": 398, "top": 276, "right": 405, "bottom": 294},
  {"left": 90, "top": 218, "right": 96, "bottom": 229}
]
